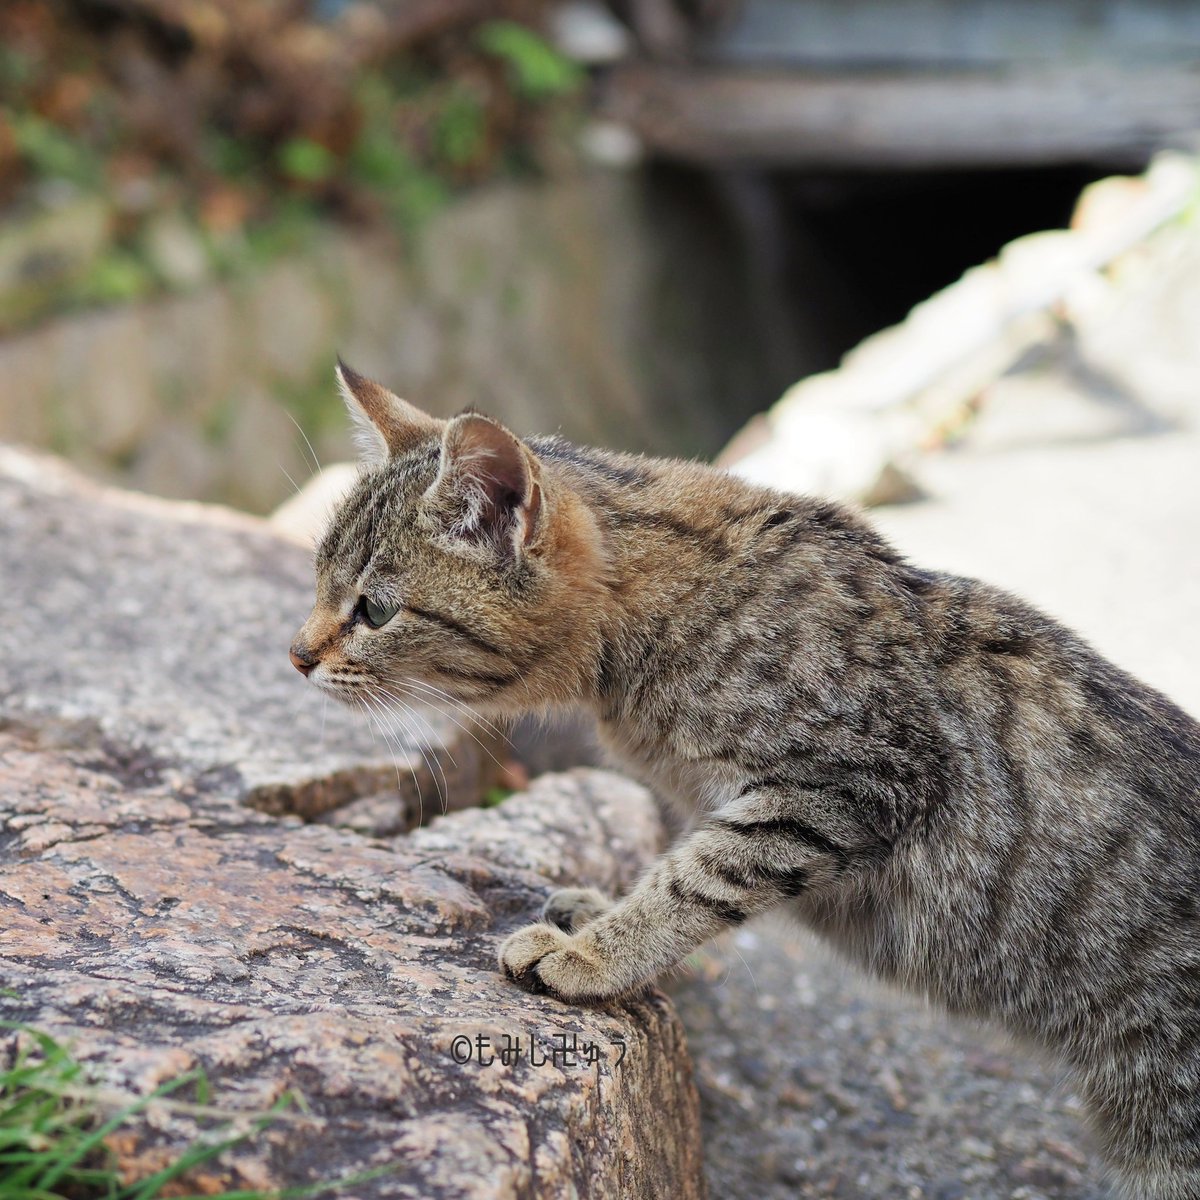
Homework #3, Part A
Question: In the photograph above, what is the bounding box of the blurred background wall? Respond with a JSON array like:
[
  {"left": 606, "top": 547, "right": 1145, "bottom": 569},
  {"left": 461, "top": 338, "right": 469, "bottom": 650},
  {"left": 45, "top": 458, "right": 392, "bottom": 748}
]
[{"left": 1, "top": 0, "right": 1198, "bottom": 512}]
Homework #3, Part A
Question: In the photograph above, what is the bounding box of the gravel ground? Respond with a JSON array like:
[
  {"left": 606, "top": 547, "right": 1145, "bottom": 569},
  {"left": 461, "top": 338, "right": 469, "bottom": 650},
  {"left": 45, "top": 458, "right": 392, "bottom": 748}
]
[{"left": 669, "top": 926, "right": 1100, "bottom": 1200}]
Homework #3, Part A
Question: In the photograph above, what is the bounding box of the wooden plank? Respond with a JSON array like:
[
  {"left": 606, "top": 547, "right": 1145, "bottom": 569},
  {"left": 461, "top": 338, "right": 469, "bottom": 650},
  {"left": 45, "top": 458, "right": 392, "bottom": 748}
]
[
  {"left": 603, "top": 64, "right": 1200, "bottom": 167},
  {"left": 702, "top": 0, "right": 1200, "bottom": 68}
]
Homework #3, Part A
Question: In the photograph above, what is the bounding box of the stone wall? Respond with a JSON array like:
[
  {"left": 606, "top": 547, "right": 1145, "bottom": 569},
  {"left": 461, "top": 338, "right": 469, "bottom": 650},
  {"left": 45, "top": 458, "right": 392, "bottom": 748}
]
[{"left": 0, "top": 168, "right": 775, "bottom": 514}]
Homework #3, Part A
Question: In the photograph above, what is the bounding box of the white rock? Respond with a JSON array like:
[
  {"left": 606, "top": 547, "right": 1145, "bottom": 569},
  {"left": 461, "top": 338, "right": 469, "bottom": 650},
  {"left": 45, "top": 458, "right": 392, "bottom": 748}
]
[
  {"left": 728, "top": 402, "right": 893, "bottom": 502},
  {"left": 579, "top": 120, "right": 645, "bottom": 169},
  {"left": 143, "top": 213, "right": 210, "bottom": 290},
  {"left": 269, "top": 461, "right": 359, "bottom": 547},
  {"left": 551, "top": 1, "right": 633, "bottom": 64}
]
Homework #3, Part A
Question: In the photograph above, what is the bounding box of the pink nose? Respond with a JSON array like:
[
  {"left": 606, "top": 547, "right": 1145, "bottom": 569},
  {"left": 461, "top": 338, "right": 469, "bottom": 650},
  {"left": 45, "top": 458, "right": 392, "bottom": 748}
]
[{"left": 289, "top": 645, "right": 317, "bottom": 676}]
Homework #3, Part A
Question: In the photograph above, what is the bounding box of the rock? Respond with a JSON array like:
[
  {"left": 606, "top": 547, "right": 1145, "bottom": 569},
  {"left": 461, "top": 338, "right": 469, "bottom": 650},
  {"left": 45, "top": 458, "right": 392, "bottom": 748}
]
[
  {"left": 0, "top": 444, "right": 480, "bottom": 823},
  {"left": 250, "top": 259, "right": 333, "bottom": 385},
  {"left": 0, "top": 195, "right": 110, "bottom": 329},
  {"left": 142, "top": 212, "right": 211, "bottom": 291},
  {"left": 145, "top": 287, "right": 237, "bottom": 428},
  {"left": 0, "top": 325, "right": 58, "bottom": 446},
  {"left": 579, "top": 120, "right": 645, "bottom": 168},
  {"left": 219, "top": 384, "right": 317, "bottom": 515},
  {"left": 724, "top": 151, "right": 1198, "bottom": 506},
  {"left": 1, "top": 730, "right": 703, "bottom": 1197},
  {"left": 551, "top": 1, "right": 634, "bottom": 65},
  {"left": 125, "top": 414, "right": 223, "bottom": 505},
  {"left": 0, "top": 172, "right": 792, "bottom": 514},
  {"left": 0, "top": 445, "right": 706, "bottom": 1198},
  {"left": 728, "top": 391, "right": 909, "bottom": 503},
  {"left": 53, "top": 307, "right": 159, "bottom": 463},
  {"left": 669, "top": 927, "right": 1104, "bottom": 1199}
]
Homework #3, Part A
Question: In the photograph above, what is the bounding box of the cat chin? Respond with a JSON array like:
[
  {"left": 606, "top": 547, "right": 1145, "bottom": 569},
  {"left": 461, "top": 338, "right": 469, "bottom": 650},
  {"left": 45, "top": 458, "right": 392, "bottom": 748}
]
[{"left": 306, "top": 673, "right": 360, "bottom": 706}]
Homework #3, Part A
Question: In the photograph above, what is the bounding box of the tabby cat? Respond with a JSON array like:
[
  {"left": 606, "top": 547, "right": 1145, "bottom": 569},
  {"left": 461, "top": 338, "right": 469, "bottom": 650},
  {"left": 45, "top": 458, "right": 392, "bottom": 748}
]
[{"left": 291, "top": 363, "right": 1200, "bottom": 1199}]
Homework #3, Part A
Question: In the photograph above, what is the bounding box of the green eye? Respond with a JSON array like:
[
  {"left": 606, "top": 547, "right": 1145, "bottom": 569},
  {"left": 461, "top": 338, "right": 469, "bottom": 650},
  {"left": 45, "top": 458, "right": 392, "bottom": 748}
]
[{"left": 359, "top": 595, "right": 399, "bottom": 628}]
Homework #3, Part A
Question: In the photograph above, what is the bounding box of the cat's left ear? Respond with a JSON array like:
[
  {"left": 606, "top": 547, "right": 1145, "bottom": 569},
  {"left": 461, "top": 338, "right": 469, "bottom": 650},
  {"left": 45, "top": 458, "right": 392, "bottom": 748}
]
[
  {"left": 423, "top": 413, "right": 543, "bottom": 556},
  {"left": 336, "top": 359, "right": 441, "bottom": 464}
]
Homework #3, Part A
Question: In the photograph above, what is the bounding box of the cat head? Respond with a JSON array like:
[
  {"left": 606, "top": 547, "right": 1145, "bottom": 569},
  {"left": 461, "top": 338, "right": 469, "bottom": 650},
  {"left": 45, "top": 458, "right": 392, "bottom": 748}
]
[{"left": 289, "top": 363, "right": 607, "bottom": 715}]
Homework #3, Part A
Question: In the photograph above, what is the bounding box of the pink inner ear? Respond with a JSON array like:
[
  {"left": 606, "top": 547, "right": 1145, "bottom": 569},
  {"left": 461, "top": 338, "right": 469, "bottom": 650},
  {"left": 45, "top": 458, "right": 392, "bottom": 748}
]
[{"left": 437, "top": 415, "right": 539, "bottom": 547}]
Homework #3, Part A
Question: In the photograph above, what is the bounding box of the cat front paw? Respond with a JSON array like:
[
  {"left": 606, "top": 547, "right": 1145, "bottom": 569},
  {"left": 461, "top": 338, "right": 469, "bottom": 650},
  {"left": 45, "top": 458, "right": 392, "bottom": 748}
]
[
  {"left": 498, "top": 922, "right": 619, "bottom": 1003},
  {"left": 542, "top": 886, "right": 612, "bottom": 932}
]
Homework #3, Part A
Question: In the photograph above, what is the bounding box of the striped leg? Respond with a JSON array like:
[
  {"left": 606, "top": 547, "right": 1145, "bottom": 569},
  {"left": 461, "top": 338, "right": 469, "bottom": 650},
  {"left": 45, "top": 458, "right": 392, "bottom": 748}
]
[{"left": 499, "top": 786, "right": 869, "bottom": 1003}]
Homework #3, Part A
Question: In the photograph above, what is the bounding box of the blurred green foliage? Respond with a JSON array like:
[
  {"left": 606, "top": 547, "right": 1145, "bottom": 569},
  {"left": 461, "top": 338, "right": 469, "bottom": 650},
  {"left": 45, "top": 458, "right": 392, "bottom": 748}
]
[
  {"left": 278, "top": 138, "right": 340, "bottom": 186},
  {"left": 76, "top": 247, "right": 154, "bottom": 306},
  {"left": 435, "top": 85, "right": 488, "bottom": 170},
  {"left": 478, "top": 20, "right": 586, "bottom": 98},
  {"left": 481, "top": 786, "right": 515, "bottom": 808},
  {"left": 0, "top": 2, "right": 583, "bottom": 330},
  {"left": 9, "top": 112, "right": 102, "bottom": 189}
]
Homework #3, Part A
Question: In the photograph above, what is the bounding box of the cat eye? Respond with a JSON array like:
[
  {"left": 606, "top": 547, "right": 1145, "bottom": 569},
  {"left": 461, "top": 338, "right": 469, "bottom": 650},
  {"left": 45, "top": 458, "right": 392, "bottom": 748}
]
[{"left": 357, "top": 595, "right": 400, "bottom": 628}]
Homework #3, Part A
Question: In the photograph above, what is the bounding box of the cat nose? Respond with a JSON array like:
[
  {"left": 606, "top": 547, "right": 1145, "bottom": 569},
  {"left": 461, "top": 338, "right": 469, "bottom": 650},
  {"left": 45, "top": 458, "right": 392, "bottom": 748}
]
[{"left": 289, "top": 643, "right": 318, "bottom": 676}]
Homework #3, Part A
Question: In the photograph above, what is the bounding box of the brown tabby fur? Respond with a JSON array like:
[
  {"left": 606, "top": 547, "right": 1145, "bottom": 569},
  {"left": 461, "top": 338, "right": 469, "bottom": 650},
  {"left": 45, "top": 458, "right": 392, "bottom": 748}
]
[{"left": 292, "top": 365, "right": 1200, "bottom": 1198}]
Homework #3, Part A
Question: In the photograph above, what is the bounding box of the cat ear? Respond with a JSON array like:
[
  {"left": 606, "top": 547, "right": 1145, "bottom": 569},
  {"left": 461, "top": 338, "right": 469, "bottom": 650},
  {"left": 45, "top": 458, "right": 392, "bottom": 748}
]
[
  {"left": 335, "top": 359, "right": 440, "bottom": 464},
  {"left": 423, "top": 413, "right": 543, "bottom": 555}
]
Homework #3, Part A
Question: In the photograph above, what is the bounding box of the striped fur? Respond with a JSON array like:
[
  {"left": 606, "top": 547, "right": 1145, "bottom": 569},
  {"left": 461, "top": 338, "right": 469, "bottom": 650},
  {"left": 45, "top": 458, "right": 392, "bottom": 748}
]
[{"left": 293, "top": 368, "right": 1200, "bottom": 1197}]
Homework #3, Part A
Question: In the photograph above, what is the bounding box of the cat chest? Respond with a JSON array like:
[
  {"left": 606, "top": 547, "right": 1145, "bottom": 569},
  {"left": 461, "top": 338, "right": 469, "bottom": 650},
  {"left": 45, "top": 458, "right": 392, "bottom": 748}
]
[{"left": 596, "top": 718, "right": 743, "bottom": 818}]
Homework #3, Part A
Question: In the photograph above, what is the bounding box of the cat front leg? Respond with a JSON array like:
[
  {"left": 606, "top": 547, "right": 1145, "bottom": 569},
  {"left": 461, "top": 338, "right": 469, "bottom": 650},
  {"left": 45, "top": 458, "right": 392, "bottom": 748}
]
[{"left": 499, "top": 788, "right": 862, "bottom": 1003}]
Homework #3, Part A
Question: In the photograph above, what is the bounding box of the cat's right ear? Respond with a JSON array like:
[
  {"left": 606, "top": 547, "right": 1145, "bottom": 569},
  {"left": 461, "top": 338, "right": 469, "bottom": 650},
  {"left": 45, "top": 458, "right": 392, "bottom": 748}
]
[
  {"left": 335, "top": 359, "right": 441, "bottom": 465},
  {"left": 422, "top": 413, "right": 543, "bottom": 559}
]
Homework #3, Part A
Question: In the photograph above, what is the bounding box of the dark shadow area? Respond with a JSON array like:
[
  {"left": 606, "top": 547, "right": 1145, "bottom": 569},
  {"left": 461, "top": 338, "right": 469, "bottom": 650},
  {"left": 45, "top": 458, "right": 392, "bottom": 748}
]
[
  {"left": 778, "top": 165, "right": 1114, "bottom": 352},
  {"left": 660, "top": 161, "right": 1126, "bottom": 392}
]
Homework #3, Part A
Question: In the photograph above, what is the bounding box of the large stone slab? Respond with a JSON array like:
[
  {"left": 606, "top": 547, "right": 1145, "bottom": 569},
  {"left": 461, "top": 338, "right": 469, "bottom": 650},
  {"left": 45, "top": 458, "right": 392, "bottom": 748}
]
[
  {"left": 0, "top": 445, "right": 707, "bottom": 1197},
  {"left": 0, "top": 445, "right": 487, "bottom": 823},
  {"left": 1, "top": 736, "right": 699, "bottom": 1197}
]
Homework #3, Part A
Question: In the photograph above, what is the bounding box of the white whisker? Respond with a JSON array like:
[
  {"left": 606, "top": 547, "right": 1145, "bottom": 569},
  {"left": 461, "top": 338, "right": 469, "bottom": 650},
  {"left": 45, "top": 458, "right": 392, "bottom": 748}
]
[
  {"left": 364, "top": 684, "right": 450, "bottom": 821},
  {"left": 358, "top": 690, "right": 424, "bottom": 829},
  {"left": 277, "top": 460, "right": 304, "bottom": 499},
  {"left": 389, "top": 674, "right": 510, "bottom": 743},
  {"left": 379, "top": 695, "right": 452, "bottom": 815},
  {"left": 283, "top": 408, "right": 323, "bottom": 479},
  {"left": 377, "top": 679, "right": 509, "bottom": 781}
]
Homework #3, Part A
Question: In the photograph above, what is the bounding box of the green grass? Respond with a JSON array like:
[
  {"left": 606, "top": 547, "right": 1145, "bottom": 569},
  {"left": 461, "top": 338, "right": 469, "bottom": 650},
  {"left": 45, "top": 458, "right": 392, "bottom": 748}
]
[
  {"left": 480, "top": 786, "right": 514, "bottom": 809},
  {"left": 0, "top": 1021, "right": 387, "bottom": 1200}
]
